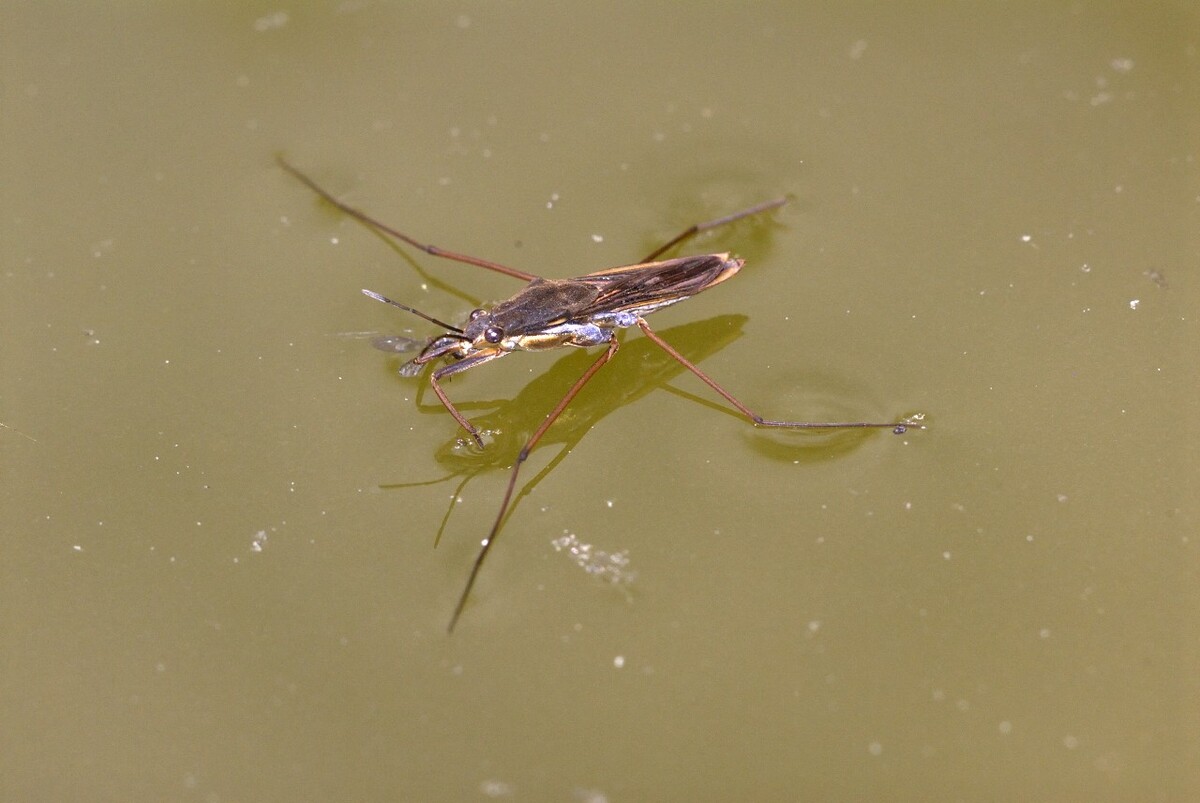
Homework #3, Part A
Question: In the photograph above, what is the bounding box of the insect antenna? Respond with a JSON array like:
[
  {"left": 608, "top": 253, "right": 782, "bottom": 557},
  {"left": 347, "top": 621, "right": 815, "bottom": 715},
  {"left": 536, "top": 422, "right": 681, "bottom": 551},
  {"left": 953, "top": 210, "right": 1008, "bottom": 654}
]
[{"left": 361, "top": 289, "right": 465, "bottom": 334}]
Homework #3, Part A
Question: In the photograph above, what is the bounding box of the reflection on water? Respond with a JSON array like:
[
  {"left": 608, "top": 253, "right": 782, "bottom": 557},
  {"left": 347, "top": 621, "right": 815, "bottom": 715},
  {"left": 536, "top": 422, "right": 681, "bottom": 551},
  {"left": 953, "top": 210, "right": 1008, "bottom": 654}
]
[
  {"left": 378, "top": 311, "right": 916, "bottom": 626},
  {"left": 382, "top": 316, "right": 750, "bottom": 565},
  {"left": 379, "top": 313, "right": 900, "bottom": 545}
]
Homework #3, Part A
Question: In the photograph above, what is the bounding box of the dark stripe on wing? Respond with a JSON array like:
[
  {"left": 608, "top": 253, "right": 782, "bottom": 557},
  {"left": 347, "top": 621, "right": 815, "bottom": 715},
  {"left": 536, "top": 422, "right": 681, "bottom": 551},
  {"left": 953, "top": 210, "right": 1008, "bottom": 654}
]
[{"left": 571, "top": 254, "right": 740, "bottom": 316}]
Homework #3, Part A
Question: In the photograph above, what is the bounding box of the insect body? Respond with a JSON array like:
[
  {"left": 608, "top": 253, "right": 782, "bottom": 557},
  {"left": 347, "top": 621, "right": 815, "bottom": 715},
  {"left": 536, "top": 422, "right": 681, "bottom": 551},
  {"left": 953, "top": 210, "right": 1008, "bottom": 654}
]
[
  {"left": 463, "top": 254, "right": 739, "bottom": 353},
  {"left": 278, "top": 156, "right": 918, "bottom": 632},
  {"left": 368, "top": 253, "right": 742, "bottom": 449}
]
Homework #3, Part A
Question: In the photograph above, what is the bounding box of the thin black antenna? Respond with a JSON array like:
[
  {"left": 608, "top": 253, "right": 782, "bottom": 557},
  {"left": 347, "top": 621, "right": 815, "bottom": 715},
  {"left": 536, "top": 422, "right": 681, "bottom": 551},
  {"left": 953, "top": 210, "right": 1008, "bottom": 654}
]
[{"left": 362, "top": 289, "right": 465, "bottom": 333}]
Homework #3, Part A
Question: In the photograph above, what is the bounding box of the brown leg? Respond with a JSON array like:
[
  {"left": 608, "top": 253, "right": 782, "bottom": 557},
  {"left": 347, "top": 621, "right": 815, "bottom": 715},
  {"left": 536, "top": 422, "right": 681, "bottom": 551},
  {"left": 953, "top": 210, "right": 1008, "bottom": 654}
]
[
  {"left": 448, "top": 337, "right": 621, "bottom": 632},
  {"left": 277, "top": 156, "right": 538, "bottom": 282},
  {"left": 429, "top": 349, "right": 510, "bottom": 448},
  {"left": 640, "top": 196, "right": 789, "bottom": 262},
  {"left": 281, "top": 157, "right": 788, "bottom": 279},
  {"left": 636, "top": 319, "right": 912, "bottom": 432}
]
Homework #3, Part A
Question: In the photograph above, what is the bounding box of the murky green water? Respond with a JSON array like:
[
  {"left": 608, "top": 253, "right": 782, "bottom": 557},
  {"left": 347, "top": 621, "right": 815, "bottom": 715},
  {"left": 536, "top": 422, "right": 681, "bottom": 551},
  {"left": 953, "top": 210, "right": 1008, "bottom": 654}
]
[{"left": 4, "top": 3, "right": 1197, "bottom": 800}]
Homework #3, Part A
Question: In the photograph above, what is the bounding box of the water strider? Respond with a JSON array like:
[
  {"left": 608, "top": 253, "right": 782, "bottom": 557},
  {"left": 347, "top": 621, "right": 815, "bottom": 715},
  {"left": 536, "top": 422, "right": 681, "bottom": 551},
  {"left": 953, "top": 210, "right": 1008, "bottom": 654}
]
[{"left": 278, "top": 156, "right": 920, "bottom": 632}]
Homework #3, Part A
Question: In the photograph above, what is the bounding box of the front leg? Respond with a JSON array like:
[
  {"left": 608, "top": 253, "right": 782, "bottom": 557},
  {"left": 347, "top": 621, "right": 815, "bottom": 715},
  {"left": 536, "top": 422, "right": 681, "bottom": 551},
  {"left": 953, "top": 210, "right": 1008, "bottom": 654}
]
[{"left": 429, "top": 348, "right": 509, "bottom": 448}]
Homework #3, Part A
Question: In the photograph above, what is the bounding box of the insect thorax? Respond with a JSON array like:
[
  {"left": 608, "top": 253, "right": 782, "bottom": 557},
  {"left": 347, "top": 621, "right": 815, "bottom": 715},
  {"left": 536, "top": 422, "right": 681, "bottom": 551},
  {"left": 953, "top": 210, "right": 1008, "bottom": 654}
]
[{"left": 506, "top": 321, "right": 613, "bottom": 351}]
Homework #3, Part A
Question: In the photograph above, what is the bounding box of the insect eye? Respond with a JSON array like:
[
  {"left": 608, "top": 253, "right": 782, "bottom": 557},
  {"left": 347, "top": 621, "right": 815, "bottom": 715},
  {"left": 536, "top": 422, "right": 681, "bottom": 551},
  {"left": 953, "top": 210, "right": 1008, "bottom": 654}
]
[
  {"left": 469, "top": 308, "right": 487, "bottom": 320},
  {"left": 484, "top": 326, "right": 504, "bottom": 344}
]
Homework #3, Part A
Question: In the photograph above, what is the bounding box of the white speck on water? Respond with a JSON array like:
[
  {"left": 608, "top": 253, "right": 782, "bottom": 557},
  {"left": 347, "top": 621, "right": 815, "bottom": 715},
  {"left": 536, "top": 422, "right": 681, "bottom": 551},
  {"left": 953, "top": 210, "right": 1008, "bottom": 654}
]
[
  {"left": 252, "top": 11, "right": 289, "bottom": 31},
  {"left": 942, "top": 551, "right": 952, "bottom": 560},
  {"left": 1080, "top": 263, "right": 1091, "bottom": 273},
  {"left": 72, "top": 545, "right": 82, "bottom": 552},
  {"left": 868, "top": 741, "right": 883, "bottom": 756},
  {"left": 591, "top": 233, "right": 604, "bottom": 243},
  {"left": 613, "top": 655, "right": 625, "bottom": 669},
  {"left": 1056, "top": 494, "right": 1068, "bottom": 502},
  {"left": 551, "top": 533, "right": 636, "bottom": 586},
  {"left": 1020, "top": 234, "right": 1032, "bottom": 243},
  {"left": 330, "top": 236, "right": 339, "bottom": 245},
  {"left": 807, "top": 620, "right": 821, "bottom": 633},
  {"left": 1110, "top": 57, "right": 1134, "bottom": 73},
  {"left": 480, "top": 779, "right": 512, "bottom": 797},
  {"left": 455, "top": 14, "right": 471, "bottom": 28},
  {"left": 1129, "top": 299, "right": 1140, "bottom": 310},
  {"left": 1063, "top": 735, "right": 1080, "bottom": 749},
  {"left": 999, "top": 720, "right": 1013, "bottom": 735},
  {"left": 1039, "top": 628, "right": 1052, "bottom": 639},
  {"left": 849, "top": 39, "right": 868, "bottom": 59}
]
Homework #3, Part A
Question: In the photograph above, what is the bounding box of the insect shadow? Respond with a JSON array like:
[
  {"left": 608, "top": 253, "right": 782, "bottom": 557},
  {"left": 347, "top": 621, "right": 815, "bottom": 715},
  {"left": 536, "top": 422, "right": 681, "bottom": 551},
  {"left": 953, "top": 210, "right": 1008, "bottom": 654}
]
[
  {"left": 389, "top": 313, "right": 883, "bottom": 525},
  {"left": 278, "top": 156, "right": 920, "bottom": 632},
  {"left": 380, "top": 314, "right": 763, "bottom": 550}
]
